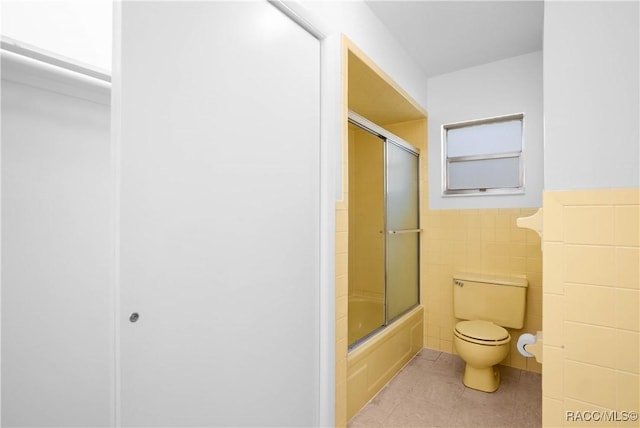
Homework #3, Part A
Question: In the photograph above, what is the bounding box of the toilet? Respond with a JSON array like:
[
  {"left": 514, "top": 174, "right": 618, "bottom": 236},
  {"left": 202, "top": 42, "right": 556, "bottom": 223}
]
[{"left": 452, "top": 273, "right": 528, "bottom": 392}]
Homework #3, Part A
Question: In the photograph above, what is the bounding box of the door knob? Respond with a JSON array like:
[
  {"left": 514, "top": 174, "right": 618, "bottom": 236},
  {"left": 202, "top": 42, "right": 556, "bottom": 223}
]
[{"left": 129, "top": 312, "right": 140, "bottom": 323}]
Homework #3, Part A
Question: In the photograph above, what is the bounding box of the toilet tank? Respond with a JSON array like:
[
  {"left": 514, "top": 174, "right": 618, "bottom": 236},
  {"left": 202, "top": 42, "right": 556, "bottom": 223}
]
[{"left": 453, "top": 273, "right": 528, "bottom": 329}]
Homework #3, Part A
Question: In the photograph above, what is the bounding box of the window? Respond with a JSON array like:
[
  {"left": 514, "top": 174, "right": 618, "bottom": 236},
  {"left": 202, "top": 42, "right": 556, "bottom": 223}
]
[{"left": 442, "top": 113, "right": 524, "bottom": 195}]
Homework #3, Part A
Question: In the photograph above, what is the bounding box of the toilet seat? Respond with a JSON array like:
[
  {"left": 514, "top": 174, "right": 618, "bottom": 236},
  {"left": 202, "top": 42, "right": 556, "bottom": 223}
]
[{"left": 454, "top": 320, "right": 510, "bottom": 346}]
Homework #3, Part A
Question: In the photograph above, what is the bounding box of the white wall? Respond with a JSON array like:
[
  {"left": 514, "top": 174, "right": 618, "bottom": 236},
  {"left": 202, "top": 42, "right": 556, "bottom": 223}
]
[
  {"left": 427, "top": 51, "right": 544, "bottom": 209},
  {"left": 288, "top": 1, "right": 432, "bottom": 242},
  {"left": 1, "top": 0, "right": 113, "bottom": 71},
  {"left": 301, "top": 1, "right": 429, "bottom": 111},
  {"left": 544, "top": 1, "right": 639, "bottom": 190},
  {"left": 1, "top": 53, "right": 113, "bottom": 427}
]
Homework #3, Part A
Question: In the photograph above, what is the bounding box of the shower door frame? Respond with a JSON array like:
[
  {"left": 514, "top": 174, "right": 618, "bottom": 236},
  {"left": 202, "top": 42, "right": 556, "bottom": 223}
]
[{"left": 347, "top": 110, "right": 421, "bottom": 343}]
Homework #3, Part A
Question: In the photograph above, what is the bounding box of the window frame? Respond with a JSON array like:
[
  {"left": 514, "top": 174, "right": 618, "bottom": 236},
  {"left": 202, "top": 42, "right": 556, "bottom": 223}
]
[{"left": 442, "top": 112, "right": 525, "bottom": 196}]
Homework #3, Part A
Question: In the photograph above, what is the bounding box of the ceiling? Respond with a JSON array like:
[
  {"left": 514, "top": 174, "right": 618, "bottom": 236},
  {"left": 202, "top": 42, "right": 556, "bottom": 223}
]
[{"left": 365, "top": 1, "right": 544, "bottom": 77}]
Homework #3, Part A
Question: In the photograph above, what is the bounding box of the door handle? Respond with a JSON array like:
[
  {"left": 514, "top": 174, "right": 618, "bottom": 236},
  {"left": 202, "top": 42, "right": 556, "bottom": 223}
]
[{"left": 388, "top": 229, "right": 422, "bottom": 234}]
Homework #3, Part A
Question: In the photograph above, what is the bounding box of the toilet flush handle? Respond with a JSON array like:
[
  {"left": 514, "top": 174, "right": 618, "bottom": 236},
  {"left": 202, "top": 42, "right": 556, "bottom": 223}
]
[{"left": 455, "top": 280, "right": 464, "bottom": 287}]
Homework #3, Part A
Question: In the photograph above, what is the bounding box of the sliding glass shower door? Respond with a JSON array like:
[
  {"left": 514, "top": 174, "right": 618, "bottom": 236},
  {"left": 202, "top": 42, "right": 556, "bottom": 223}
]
[
  {"left": 347, "top": 112, "right": 420, "bottom": 348},
  {"left": 385, "top": 140, "right": 420, "bottom": 321}
]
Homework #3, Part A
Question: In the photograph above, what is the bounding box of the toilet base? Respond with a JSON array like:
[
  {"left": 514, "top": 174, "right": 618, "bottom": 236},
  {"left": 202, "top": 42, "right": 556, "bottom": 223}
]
[{"left": 462, "top": 364, "right": 501, "bottom": 392}]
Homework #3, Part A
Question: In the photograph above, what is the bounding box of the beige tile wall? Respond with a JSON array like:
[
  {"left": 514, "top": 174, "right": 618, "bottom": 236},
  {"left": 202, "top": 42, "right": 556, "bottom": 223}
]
[
  {"left": 542, "top": 189, "right": 640, "bottom": 427},
  {"left": 422, "top": 207, "right": 544, "bottom": 373},
  {"left": 335, "top": 127, "right": 349, "bottom": 427}
]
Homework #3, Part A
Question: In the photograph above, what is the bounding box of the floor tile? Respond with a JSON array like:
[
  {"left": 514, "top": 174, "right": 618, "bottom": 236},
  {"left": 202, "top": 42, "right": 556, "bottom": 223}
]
[
  {"left": 385, "top": 393, "right": 454, "bottom": 428},
  {"left": 348, "top": 348, "right": 542, "bottom": 428},
  {"left": 450, "top": 393, "right": 516, "bottom": 428},
  {"left": 416, "top": 348, "right": 442, "bottom": 361},
  {"left": 411, "top": 371, "right": 466, "bottom": 405}
]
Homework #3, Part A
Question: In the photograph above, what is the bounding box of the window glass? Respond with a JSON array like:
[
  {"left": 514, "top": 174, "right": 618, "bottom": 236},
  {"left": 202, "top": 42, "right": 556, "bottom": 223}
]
[
  {"left": 448, "top": 157, "right": 521, "bottom": 190},
  {"left": 447, "top": 119, "right": 522, "bottom": 157},
  {"left": 443, "top": 114, "right": 524, "bottom": 195}
]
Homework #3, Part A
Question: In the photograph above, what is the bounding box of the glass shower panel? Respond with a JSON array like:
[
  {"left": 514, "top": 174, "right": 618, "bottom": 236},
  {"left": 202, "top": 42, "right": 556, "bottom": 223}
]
[
  {"left": 385, "top": 141, "right": 420, "bottom": 321},
  {"left": 348, "top": 126, "right": 385, "bottom": 346},
  {"left": 386, "top": 233, "right": 420, "bottom": 321},
  {"left": 386, "top": 142, "right": 419, "bottom": 230}
]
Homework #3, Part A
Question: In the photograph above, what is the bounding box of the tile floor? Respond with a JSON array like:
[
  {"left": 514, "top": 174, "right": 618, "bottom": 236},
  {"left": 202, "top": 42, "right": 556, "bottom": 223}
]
[{"left": 348, "top": 348, "right": 542, "bottom": 428}]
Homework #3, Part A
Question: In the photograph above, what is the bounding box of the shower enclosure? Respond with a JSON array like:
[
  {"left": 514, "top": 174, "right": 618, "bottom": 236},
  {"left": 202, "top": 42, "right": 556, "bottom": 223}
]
[{"left": 348, "top": 111, "right": 420, "bottom": 348}]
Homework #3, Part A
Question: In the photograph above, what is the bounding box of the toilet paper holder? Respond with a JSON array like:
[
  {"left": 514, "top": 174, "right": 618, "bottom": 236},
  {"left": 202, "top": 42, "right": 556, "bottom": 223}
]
[
  {"left": 517, "top": 331, "right": 543, "bottom": 363},
  {"left": 516, "top": 208, "right": 543, "bottom": 250}
]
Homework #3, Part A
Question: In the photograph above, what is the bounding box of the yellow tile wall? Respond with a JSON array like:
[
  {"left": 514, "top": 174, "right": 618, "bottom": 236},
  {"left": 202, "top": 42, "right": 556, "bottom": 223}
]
[
  {"left": 422, "top": 207, "right": 544, "bottom": 373},
  {"left": 335, "top": 124, "right": 349, "bottom": 428},
  {"left": 542, "top": 188, "right": 640, "bottom": 427}
]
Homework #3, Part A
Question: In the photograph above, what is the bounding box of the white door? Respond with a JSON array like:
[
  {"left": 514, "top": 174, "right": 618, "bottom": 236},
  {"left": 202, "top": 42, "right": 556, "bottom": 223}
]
[{"left": 115, "top": 2, "right": 321, "bottom": 426}]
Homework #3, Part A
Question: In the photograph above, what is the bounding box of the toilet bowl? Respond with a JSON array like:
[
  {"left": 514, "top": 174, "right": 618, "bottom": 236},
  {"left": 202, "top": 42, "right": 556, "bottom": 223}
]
[
  {"left": 451, "top": 273, "right": 527, "bottom": 392},
  {"left": 453, "top": 320, "right": 510, "bottom": 392}
]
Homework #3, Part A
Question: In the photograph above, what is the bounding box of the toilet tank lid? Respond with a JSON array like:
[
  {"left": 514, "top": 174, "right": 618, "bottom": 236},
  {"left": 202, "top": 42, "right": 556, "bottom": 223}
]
[{"left": 453, "top": 273, "right": 528, "bottom": 288}]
